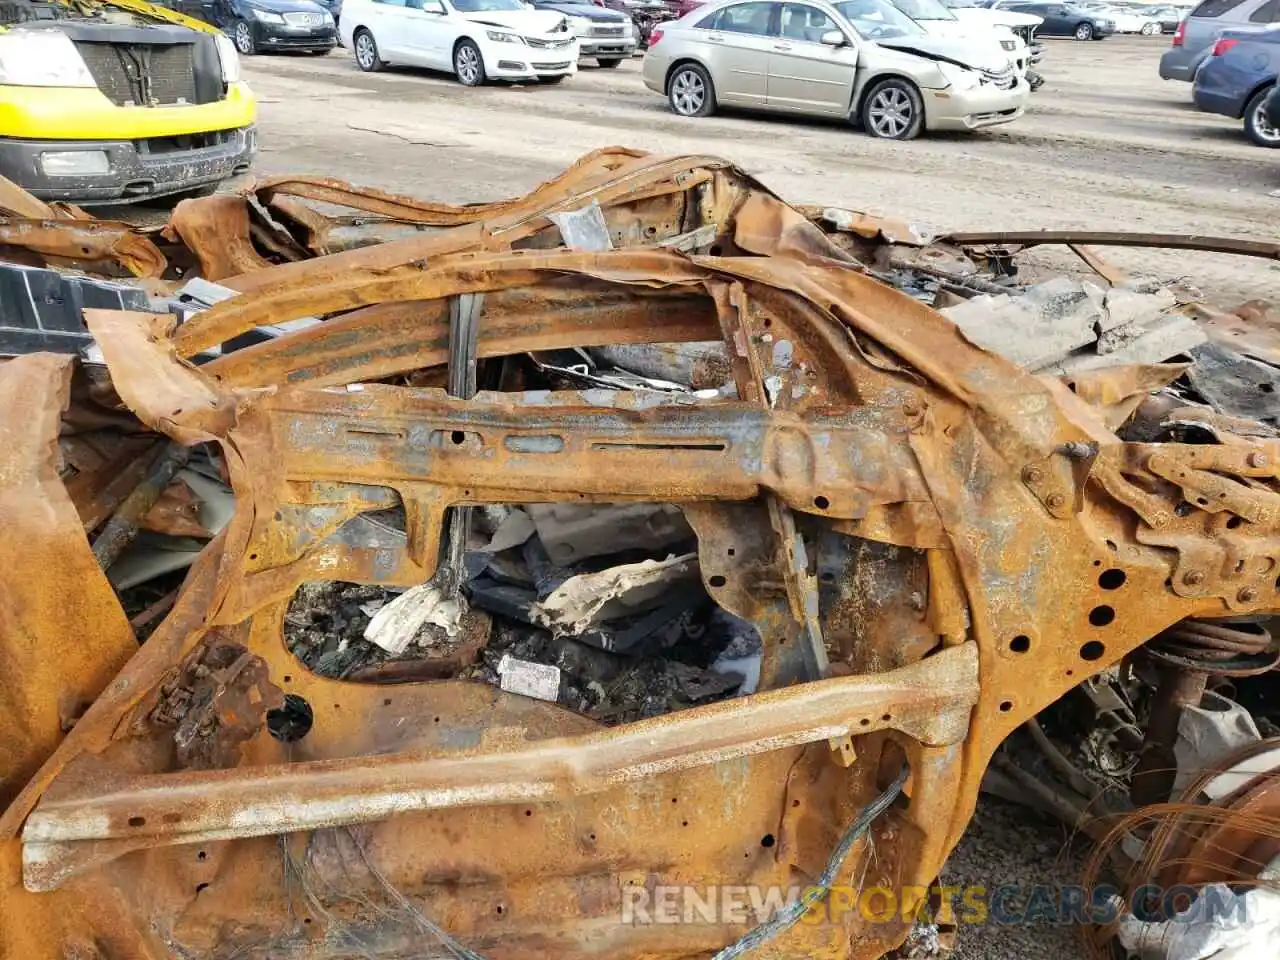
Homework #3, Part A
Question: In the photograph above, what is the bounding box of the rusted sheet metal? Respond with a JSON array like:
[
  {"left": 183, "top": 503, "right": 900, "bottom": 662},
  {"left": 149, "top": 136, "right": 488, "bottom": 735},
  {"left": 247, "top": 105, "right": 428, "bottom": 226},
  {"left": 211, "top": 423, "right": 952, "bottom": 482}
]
[
  {"left": 252, "top": 146, "right": 647, "bottom": 225},
  {"left": 0, "top": 355, "right": 137, "bottom": 809},
  {"left": 0, "top": 174, "right": 55, "bottom": 220},
  {"left": 162, "top": 194, "right": 273, "bottom": 281},
  {"left": 7, "top": 149, "right": 1280, "bottom": 960},
  {"left": 0, "top": 218, "right": 166, "bottom": 278}
]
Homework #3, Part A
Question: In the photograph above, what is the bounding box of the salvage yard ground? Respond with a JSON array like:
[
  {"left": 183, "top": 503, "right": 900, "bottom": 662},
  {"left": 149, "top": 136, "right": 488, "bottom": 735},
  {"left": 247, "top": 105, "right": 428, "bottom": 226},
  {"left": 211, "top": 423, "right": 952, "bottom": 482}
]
[
  {"left": 243, "top": 35, "right": 1279, "bottom": 310},
  {"left": 224, "top": 35, "right": 1265, "bottom": 960}
]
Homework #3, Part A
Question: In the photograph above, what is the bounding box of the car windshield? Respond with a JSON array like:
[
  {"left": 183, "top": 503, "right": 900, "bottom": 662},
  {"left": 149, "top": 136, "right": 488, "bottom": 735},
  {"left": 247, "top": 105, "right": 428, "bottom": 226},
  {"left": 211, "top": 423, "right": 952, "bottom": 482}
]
[
  {"left": 891, "top": 0, "right": 957, "bottom": 18},
  {"left": 451, "top": 0, "right": 528, "bottom": 10},
  {"left": 836, "top": 0, "right": 926, "bottom": 36}
]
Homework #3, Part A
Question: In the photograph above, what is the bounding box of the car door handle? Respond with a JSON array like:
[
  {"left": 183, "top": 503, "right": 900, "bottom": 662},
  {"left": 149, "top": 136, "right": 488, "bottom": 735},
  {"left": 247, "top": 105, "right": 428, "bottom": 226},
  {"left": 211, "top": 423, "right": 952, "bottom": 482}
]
[
  {"left": 706, "top": 33, "right": 724, "bottom": 42},
  {"left": 773, "top": 43, "right": 792, "bottom": 51}
]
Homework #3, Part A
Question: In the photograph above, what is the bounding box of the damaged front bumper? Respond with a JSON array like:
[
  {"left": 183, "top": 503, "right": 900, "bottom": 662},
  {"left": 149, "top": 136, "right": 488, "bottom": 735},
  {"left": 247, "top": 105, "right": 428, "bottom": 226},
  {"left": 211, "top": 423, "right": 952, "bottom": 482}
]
[{"left": 0, "top": 126, "right": 257, "bottom": 204}]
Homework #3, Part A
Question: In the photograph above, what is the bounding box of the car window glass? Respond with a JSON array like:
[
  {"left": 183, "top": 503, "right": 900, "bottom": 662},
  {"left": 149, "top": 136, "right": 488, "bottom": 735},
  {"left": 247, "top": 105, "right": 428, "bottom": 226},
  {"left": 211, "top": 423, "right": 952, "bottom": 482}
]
[
  {"left": 1189, "top": 0, "right": 1246, "bottom": 17},
  {"left": 835, "top": 0, "right": 924, "bottom": 37},
  {"left": 890, "top": 0, "right": 956, "bottom": 20},
  {"left": 707, "top": 2, "right": 777, "bottom": 34},
  {"left": 1249, "top": 0, "right": 1280, "bottom": 20},
  {"left": 374, "top": 0, "right": 409, "bottom": 6},
  {"left": 780, "top": 2, "right": 839, "bottom": 39},
  {"left": 451, "top": 0, "right": 525, "bottom": 10}
]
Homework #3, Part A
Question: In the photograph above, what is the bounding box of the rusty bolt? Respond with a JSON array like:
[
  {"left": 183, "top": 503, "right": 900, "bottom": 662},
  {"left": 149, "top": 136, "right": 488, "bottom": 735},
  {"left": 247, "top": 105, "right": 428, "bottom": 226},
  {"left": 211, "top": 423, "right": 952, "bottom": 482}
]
[
  {"left": 1022, "top": 466, "right": 1045, "bottom": 484},
  {"left": 1046, "top": 493, "right": 1066, "bottom": 509},
  {"left": 1239, "top": 587, "right": 1259, "bottom": 603},
  {"left": 1183, "top": 571, "right": 1205, "bottom": 587},
  {"left": 1249, "top": 451, "right": 1268, "bottom": 469}
]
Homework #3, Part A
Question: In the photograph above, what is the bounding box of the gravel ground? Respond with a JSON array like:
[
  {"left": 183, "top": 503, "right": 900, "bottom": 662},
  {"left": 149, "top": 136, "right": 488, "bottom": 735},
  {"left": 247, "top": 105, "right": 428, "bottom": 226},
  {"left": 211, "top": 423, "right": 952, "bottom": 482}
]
[{"left": 231, "top": 36, "right": 1253, "bottom": 959}]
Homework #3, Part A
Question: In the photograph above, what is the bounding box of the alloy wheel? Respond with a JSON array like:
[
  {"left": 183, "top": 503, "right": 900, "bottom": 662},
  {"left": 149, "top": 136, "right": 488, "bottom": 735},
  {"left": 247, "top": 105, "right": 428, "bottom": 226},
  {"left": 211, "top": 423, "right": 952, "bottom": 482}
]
[
  {"left": 1253, "top": 102, "right": 1280, "bottom": 145},
  {"left": 868, "top": 87, "right": 912, "bottom": 139},
  {"left": 234, "top": 21, "right": 254, "bottom": 54},
  {"left": 671, "top": 70, "right": 704, "bottom": 116},
  {"left": 356, "top": 33, "right": 375, "bottom": 69},
  {"left": 1075, "top": 23, "right": 1092, "bottom": 40},
  {"left": 456, "top": 45, "right": 481, "bottom": 85}
]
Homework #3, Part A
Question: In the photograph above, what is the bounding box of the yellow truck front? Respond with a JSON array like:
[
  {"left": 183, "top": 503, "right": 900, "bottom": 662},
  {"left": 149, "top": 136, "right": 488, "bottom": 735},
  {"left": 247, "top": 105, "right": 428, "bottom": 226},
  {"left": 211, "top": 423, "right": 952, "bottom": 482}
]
[{"left": 0, "top": 0, "right": 256, "bottom": 203}]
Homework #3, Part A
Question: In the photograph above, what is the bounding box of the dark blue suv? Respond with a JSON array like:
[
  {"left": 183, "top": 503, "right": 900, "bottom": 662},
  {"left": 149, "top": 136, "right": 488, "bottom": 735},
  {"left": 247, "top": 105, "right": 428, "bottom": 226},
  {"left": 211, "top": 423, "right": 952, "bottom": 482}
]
[{"left": 1192, "top": 27, "right": 1280, "bottom": 146}]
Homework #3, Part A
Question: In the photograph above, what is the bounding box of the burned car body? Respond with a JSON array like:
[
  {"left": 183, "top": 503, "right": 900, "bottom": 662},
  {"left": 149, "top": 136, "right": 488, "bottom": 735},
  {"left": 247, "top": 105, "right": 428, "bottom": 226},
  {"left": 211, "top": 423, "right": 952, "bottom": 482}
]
[{"left": 2, "top": 148, "right": 1280, "bottom": 959}]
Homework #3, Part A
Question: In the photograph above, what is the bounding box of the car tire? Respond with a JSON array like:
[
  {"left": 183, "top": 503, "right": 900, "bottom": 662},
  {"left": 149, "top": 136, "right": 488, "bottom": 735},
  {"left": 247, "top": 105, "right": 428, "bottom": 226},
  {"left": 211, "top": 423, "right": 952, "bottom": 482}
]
[
  {"left": 598, "top": 57, "right": 624, "bottom": 68},
  {"left": 1245, "top": 86, "right": 1280, "bottom": 148},
  {"left": 1074, "top": 22, "right": 1093, "bottom": 40},
  {"left": 667, "top": 62, "right": 715, "bottom": 117},
  {"left": 1140, "top": 22, "right": 1156, "bottom": 35},
  {"left": 354, "top": 28, "right": 384, "bottom": 71},
  {"left": 860, "top": 77, "right": 925, "bottom": 141},
  {"left": 454, "top": 39, "right": 486, "bottom": 86},
  {"left": 232, "top": 18, "right": 256, "bottom": 55}
]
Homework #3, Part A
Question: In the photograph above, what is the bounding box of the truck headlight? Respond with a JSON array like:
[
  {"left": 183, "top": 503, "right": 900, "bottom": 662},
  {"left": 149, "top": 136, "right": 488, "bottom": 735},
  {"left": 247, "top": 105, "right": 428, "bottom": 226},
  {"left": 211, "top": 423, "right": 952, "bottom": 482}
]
[
  {"left": 937, "top": 61, "right": 983, "bottom": 91},
  {"left": 567, "top": 16, "right": 591, "bottom": 33},
  {"left": 250, "top": 8, "right": 286, "bottom": 23},
  {"left": 40, "top": 150, "right": 110, "bottom": 177},
  {"left": 214, "top": 33, "right": 242, "bottom": 83},
  {"left": 486, "top": 29, "right": 523, "bottom": 43},
  {"left": 0, "top": 32, "right": 95, "bottom": 87}
]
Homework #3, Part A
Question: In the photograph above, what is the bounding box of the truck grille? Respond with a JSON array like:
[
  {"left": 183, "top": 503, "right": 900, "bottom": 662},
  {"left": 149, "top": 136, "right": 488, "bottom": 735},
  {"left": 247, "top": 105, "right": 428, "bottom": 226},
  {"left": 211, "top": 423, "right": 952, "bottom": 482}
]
[
  {"left": 591, "top": 24, "right": 625, "bottom": 35},
  {"left": 283, "top": 11, "right": 325, "bottom": 25},
  {"left": 525, "top": 36, "right": 574, "bottom": 48},
  {"left": 73, "top": 41, "right": 204, "bottom": 107}
]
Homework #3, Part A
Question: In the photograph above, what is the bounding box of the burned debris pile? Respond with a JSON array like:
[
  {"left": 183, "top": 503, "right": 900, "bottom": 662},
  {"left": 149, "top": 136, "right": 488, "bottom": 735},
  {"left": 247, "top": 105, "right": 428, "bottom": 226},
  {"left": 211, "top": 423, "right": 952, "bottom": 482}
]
[{"left": 4, "top": 149, "right": 1280, "bottom": 960}]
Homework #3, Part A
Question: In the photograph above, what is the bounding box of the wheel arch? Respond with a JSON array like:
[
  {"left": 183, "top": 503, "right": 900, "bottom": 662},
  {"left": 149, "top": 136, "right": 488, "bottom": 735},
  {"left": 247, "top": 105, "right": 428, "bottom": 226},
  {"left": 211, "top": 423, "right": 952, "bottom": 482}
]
[{"left": 1240, "top": 77, "right": 1277, "bottom": 120}]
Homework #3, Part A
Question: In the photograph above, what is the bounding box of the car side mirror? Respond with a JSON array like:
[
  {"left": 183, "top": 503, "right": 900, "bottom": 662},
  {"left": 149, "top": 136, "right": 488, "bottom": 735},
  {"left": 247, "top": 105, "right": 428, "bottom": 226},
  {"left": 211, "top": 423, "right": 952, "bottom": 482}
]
[{"left": 820, "top": 29, "right": 846, "bottom": 45}]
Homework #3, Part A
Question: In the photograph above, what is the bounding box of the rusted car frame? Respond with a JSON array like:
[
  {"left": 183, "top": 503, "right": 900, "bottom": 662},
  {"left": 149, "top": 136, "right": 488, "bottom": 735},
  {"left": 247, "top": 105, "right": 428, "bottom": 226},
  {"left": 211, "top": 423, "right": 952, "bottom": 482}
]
[{"left": 3, "top": 151, "right": 1280, "bottom": 959}]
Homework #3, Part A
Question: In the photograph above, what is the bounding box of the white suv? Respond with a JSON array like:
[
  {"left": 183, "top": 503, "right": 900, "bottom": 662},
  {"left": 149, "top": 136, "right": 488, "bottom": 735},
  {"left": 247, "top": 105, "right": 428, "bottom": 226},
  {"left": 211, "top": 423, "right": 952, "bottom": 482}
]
[{"left": 341, "top": 0, "right": 580, "bottom": 85}]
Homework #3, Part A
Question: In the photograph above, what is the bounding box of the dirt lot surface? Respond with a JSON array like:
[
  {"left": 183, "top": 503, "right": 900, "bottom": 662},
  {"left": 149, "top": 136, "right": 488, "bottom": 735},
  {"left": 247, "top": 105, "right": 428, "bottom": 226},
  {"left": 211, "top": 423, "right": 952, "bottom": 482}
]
[
  {"left": 235, "top": 35, "right": 1252, "bottom": 960},
  {"left": 244, "top": 34, "right": 1278, "bottom": 308}
]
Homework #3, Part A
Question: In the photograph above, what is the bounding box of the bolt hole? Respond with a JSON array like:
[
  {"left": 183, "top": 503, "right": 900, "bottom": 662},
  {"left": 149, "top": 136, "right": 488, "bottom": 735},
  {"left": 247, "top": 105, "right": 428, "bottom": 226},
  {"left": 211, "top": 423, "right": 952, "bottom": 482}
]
[
  {"left": 1098, "top": 569, "right": 1126, "bottom": 590},
  {"left": 433, "top": 716, "right": 440, "bottom": 723},
  {"left": 383, "top": 698, "right": 392, "bottom": 706},
  {"left": 763, "top": 317, "right": 773, "bottom": 328},
  {"left": 1196, "top": 498, "right": 1208, "bottom": 506},
  {"left": 813, "top": 495, "right": 830, "bottom": 510},
  {"left": 588, "top": 833, "right": 596, "bottom": 841},
  {"left": 999, "top": 700, "right": 1013, "bottom": 712},
  {"left": 671, "top": 797, "right": 678, "bottom": 804},
  {"left": 1080, "top": 640, "right": 1106, "bottom": 662},
  {"left": 303, "top": 917, "right": 312, "bottom": 925},
  {"left": 792, "top": 799, "right": 801, "bottom": 808},
  {"left": 267, "top": 693, "right": 314, "bottom": 742},
  {"left": 197, "top": 850, "right": 207, "bottom": 861},
  {"left": 1065, "top": 669, "right": 1075, "bottom": 677},
  {"left": 450, "top": 430, "right": 466, "bottom": 445},
  {"left": 708, "top": 575, "right": 726, "bottom": 588},
  {"left": 881, "top": 713, "right": 891, "bottom": 722},
  {"left": 496, "top": 904, "right": 505, "bottom": 915},
  {"left": 681, "top": 820, "right": 689, "bottom": 827},
  {"left": 283, "top": 675, "right": 292, "bottom": 683},
  {"left": 1088, "top": 605, "right": 1116, "bottom": 627},
  {"left": 1092, "top": 559, "right": 1102, "bottom": 567},
  {"left": 860, "top": 718, "right": 871, "bottom": 726},
  {"left": 727, "top": 548, "right": 736, "bottom": 557},
  {"left": 1227, "top": 516, "right": 1244, "bottom": 529},
  {"left": 761, "top": 834, "right": 776, "bottom": 848},
  {"left": 1261, "top": 383, "right": 1275, "bottom": 394},
  {"left": 1009, "top": 635, "right": 1031, "bottom": 654},
  {"left": 524, "top": 809, "right": 533, "bottom": 817},
  {"left": 128, "top": 816, "right": 146, "bottom": 828},
  {"left": 249, "top": 553, "right": 258, "bottom": 561}
]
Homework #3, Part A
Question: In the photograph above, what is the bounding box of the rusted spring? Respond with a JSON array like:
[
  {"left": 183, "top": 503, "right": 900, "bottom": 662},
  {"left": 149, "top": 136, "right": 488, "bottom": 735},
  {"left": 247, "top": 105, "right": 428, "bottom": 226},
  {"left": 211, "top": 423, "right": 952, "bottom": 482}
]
[{"left": 1147, "top": 618, "right": 1277, "bottom": 677}]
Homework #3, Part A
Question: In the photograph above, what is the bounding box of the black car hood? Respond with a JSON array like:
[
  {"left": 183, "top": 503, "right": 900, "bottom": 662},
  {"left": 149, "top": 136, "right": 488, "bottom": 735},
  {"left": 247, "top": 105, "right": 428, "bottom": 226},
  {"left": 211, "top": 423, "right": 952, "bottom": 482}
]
[
  {"left": 532, "top": 1, "right": 626, "bottom": 20},
  {"left": 244, "top": 0, "right": 328, "bottom": 12}
]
